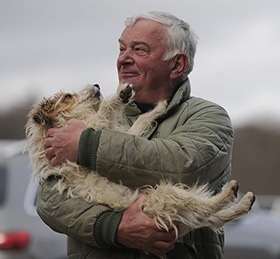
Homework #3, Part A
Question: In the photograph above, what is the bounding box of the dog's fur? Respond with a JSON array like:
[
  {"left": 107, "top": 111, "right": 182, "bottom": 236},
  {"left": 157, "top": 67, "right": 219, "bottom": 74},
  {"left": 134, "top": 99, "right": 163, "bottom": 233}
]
[{"left": 26, "top": 83, "right": 255, "bottom": 242}]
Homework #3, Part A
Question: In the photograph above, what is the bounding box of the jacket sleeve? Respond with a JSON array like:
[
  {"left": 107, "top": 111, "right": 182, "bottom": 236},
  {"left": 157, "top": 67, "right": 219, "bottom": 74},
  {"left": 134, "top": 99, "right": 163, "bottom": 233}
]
[
  {"left": 36, "top": 176, "right": 123, "bottom": 247},
  {"left": 78, "top": 98, "right": 234, "bottom": 191}
]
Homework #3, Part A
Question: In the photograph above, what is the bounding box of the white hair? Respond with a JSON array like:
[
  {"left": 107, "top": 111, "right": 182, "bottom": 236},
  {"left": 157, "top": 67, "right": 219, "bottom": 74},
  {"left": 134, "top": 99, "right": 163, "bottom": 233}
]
[{"left": 125, "top": 11, "right": 198, "bottom": 79}]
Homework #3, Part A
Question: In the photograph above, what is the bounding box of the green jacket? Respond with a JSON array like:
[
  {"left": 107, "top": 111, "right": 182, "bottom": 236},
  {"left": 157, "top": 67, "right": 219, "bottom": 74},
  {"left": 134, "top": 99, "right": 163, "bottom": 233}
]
[{"left": 36, "top": 79, "right": 234, "bottom": 259}]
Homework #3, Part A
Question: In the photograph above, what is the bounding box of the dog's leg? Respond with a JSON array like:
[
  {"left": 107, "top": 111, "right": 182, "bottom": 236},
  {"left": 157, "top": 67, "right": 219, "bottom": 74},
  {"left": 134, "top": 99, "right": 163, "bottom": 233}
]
[
  {"left": 205, "top": 180, "right": 239, "bottom": 212},
  {"left": 172, "top": 180, "right": 239, "bottom": 219},
  {"left": 203, "top": 191, "right": 256, "bottom": 229},
  {"left": 176, "top": 191, "right": 255, "bottom": 237},
  {"left": 143, "top": 182, "right": 220, "bottom": 236},
  {"left": 92, "top": 83, "right": 134, "bottom": 130},
  {"left": 127, "top": 100, "right": 167, "bottom": 136},
  {"left": 142, "top": 181, "right": 247, "bottom": 237}
]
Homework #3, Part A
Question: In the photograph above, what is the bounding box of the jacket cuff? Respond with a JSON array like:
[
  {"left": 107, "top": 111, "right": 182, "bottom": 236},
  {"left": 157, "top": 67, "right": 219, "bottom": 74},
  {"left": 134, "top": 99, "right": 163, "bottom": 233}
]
[
  {"left": 77, "top": 128, "right": 101, "bottom": 170},
  {"left": 94, "top": 210, "right": 124, "bottom": 248}
]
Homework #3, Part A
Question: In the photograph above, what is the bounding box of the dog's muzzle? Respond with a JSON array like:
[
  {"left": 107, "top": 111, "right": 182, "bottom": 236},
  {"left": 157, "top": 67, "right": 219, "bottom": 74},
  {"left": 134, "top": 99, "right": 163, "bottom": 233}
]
[{"left": 86, "top": 84, "right": 102, "bottom": 100}]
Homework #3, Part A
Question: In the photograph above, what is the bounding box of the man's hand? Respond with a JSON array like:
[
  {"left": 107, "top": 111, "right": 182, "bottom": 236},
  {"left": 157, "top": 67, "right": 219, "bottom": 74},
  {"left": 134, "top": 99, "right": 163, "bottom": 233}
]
[
  {"left": 116, "top": 194, "right": 177, "bottom": 256},
  {"left": 44, "top": 119, "right": 86, "bottom": 166}
]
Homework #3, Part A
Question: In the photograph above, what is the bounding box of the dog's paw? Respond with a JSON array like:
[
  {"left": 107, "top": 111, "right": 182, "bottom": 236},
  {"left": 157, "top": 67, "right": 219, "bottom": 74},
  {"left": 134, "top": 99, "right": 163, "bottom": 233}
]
[
  {"left": 156, "top": 100, "right": 168, "bottom": 110},
  {"left": 228, "top": 180, "right": 239, "bottom": 198},
  {"left": 244, "top": 192, "right": 256, "bottom": 211},
  {"left": 119, "top": 83, "right": 134, "bottom": 103},
  {"left": 146, "top": 100, "right": 167, "bottom": 118},
  {"left": 240, "top": 192, "right": 256, "bottom": 212}
]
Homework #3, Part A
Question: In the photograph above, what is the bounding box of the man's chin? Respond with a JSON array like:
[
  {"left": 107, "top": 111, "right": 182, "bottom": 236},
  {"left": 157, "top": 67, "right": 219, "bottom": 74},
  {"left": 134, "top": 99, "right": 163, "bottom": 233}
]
[{"left": 120, "top": 80, "right": 137, "bottom": 88}]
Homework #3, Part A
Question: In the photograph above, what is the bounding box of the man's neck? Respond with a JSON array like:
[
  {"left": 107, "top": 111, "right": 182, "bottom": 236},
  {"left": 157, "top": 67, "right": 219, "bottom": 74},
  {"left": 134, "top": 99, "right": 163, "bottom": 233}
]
[{"left": 135, "top": 102, "right": 156, "bottom": 113}]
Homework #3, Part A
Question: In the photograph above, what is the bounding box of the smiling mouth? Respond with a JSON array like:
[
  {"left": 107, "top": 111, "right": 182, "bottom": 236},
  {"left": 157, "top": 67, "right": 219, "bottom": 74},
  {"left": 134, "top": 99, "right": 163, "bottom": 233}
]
[{"left": 121, "top": 72, "right": 138, "bottom": 78}]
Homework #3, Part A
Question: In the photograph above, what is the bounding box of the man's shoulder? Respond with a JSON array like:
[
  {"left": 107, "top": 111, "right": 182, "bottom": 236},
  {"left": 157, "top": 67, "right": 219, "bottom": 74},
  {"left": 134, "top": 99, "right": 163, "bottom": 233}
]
[
  {"left": 185, "top": 96, "right": 229, "bottom": 116},
  {"left": 170, "top": 96, "right": 232, "bottom": 129},
  {"left": 188, "top": 96, "right": 223, "bottom": 107},
  {"left": 171, "top": 95, "right": 227, "bottom": 115}
]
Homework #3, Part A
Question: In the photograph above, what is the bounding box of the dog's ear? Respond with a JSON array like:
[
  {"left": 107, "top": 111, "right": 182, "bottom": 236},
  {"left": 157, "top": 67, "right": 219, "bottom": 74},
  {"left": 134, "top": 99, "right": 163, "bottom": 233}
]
[
  {"left": 31, "top": 98, "right": 56, "bottom": 127},
  {"left": 32, "top": 110, "right": 53, "bottom": 126}
]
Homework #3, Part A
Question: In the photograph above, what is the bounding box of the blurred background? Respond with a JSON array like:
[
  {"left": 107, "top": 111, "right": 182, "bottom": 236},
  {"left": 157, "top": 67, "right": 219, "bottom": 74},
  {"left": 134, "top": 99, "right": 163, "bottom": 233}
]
[{"left": 1, "top": 0, "right": 280, "bottom": 258}]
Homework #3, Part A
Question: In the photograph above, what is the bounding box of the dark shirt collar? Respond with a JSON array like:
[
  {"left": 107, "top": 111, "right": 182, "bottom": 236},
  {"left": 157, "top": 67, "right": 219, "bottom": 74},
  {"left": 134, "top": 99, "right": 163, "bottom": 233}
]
[{"left": 135, "top": 102, "right": 156, "bottom": 113}]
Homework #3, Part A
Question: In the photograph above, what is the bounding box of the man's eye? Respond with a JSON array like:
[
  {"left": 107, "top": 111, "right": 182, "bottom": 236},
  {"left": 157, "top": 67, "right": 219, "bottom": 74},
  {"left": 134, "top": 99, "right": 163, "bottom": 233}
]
[
  {"left": 119, "top": 46, "right": 126, "bottom": 53},
  {"left": 135, "top": 47, "right": 147, "bottom": 55}
]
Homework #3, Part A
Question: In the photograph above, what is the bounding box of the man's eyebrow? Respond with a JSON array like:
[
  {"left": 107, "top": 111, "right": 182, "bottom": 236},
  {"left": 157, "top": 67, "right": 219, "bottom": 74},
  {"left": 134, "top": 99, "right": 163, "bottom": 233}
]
[
  {"left": 118, "top": 39, "right": 150, "bottom": 47},
  {"left": 132, "top": 40, "right": 149, "bottom": 46}
]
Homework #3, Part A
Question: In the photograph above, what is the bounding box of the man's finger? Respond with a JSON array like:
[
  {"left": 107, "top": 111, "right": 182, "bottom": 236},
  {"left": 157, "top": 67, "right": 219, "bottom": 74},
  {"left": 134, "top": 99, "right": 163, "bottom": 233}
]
[
  {"left": 46, "top": 128, "right": 55, "bottom": 138},
  {"left": 43, "top": 138, "right": 52, "bottom": 150},
  {"left": 45, "top": 147, "right": 54, "bottom": 160},
  {"left": 150, "top": 240, "right": 175, "bottom": 255},
  {"left": 50, "top": 156, "right": 60, "bottom": 167},
  {"left": 151, "top": 227, "right": 177, "bottom": 244}
]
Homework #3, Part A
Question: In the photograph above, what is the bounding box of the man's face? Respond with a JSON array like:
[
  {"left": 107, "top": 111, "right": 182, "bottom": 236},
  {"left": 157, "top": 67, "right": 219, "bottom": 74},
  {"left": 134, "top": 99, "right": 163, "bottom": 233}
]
[{"left": 117, "top": 19, "right": 175, "bottom": 104}]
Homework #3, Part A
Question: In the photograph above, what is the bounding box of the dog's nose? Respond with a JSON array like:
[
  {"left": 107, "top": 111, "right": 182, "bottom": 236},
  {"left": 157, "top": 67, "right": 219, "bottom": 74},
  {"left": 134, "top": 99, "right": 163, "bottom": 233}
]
[{"left": 93, "top": 83, "right": 100, "bottom": 90}]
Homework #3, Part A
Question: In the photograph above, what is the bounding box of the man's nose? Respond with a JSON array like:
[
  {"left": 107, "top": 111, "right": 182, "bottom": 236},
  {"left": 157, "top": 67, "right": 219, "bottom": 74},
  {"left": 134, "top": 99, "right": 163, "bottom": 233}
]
[{"left": 118, "top": 49, "right": 134, "bottom": 66}]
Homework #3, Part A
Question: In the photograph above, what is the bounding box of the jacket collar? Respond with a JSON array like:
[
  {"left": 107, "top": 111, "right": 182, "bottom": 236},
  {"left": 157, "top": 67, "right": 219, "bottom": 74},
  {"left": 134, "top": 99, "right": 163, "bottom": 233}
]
[
  {"left": 166, "top": 78, "right": 191, "bottom": 113},
  {"left": 124, "top": 78, "right": 191, "bottom": 117}
]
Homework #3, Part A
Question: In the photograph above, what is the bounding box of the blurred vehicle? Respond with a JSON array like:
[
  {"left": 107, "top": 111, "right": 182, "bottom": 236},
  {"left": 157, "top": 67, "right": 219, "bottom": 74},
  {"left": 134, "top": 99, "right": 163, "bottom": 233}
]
[
  {"left": 0, "top": 139, "right": 67, "bottom": 259},
  {"left": 224, "top": 194, "right": 280, "bottom": 259}
]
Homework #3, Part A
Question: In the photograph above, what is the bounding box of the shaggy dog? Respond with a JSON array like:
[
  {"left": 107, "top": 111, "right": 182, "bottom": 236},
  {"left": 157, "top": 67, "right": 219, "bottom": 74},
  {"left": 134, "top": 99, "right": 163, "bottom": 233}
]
[{"left": 26, "top": 83, "right": 255, "bottom": 242}]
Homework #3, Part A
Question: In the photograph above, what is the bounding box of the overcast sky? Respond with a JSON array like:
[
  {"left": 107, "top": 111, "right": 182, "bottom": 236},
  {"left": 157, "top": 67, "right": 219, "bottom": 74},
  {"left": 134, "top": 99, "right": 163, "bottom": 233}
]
[{"left": 1, "top": 0, "right": 279, "bottom": 127}]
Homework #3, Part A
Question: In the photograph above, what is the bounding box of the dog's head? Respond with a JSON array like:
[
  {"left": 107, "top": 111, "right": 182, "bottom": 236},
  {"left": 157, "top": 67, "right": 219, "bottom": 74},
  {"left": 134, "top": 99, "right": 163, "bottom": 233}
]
[{"left": 29, "top": 84, "right": 103, "bottom": 128}]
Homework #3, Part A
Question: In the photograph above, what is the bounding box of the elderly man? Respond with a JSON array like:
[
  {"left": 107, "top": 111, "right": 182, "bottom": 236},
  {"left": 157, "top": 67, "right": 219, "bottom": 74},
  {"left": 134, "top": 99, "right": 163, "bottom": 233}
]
[{"left": 38, "top": 11, "right": 234, "bottom": 259}]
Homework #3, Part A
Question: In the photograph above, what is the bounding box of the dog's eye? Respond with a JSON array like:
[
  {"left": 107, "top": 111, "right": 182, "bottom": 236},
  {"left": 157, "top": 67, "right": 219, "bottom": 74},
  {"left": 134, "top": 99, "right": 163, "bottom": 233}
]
[{"left": 64, "top": 94, "right": 73, "bottom": 99}]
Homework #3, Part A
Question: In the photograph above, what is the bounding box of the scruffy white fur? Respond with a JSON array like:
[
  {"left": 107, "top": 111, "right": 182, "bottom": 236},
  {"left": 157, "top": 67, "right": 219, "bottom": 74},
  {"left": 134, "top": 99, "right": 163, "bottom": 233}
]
[{"left": 26, "top": 83, "right": 255, "bottom": 242}]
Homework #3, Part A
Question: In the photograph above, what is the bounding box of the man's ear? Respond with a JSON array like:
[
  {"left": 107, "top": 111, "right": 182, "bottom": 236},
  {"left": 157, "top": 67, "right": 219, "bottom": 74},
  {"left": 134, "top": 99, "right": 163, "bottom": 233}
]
[{"left": 169, "top": 53, "right": 188, "bottom": 80}]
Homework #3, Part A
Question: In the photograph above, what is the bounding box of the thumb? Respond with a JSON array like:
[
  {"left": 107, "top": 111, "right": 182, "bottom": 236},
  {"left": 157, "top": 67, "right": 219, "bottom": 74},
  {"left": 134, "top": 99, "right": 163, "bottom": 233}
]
[
  {"left": 66, "top": 119, "right": 86, "bottom": 130},
  {"left": 135, "top": 194, "right": 148, "bottom": 210},
  {"left": 66, "top": 118, "right": 79, "bottom": 126}
]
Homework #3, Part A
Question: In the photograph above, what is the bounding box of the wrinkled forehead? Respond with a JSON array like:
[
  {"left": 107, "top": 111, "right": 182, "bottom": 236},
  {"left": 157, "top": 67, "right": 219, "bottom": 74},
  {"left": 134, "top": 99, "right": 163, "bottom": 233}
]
[{"left": 119, "top": 19, "right": 168, "bottom": 46}]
